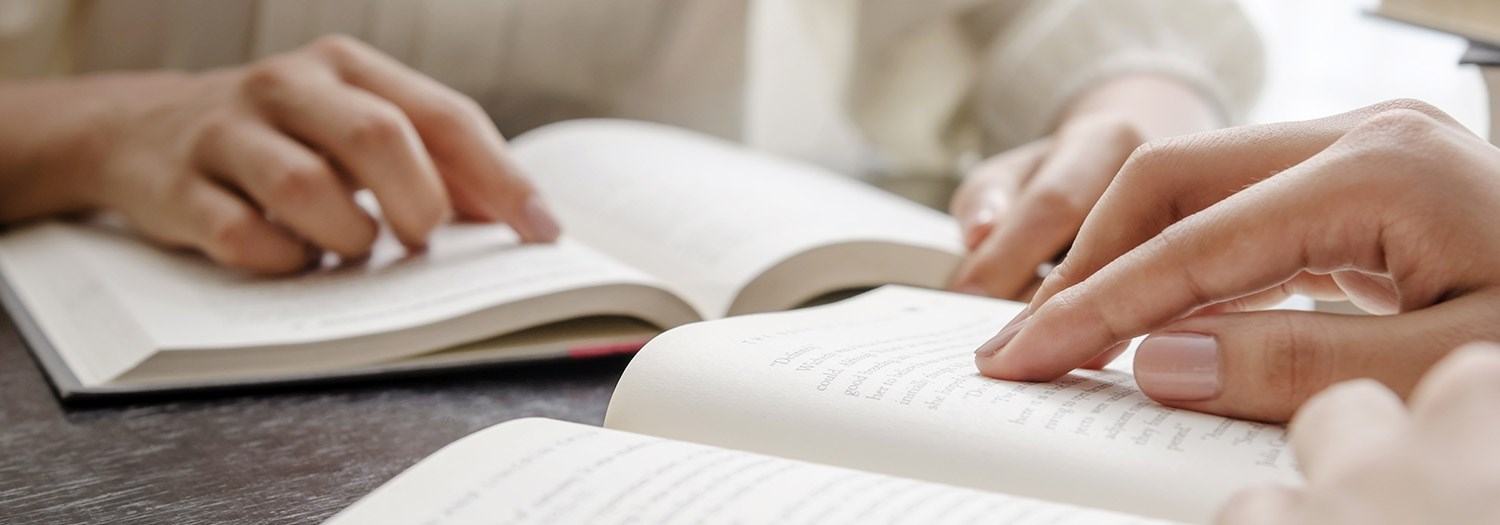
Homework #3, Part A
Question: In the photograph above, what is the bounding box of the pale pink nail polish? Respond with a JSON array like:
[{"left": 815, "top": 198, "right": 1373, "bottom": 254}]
[
  {"left": 522, "top": 196, "right": 561, "bottom": 242},
  {"left": 1135, "top": 333, "right": 1221, "bottom": 401},
  {"left": 975, "top": 309, "right": 1032, "bottom": 358}
]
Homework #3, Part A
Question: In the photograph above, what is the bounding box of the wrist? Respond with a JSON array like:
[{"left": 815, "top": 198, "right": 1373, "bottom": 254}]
[
  {"left": 0, "top": 73, "right": 192, "bottom": 222},
  {"left": 1057, "top": 73, "right": 1224, "bottom": 142}
]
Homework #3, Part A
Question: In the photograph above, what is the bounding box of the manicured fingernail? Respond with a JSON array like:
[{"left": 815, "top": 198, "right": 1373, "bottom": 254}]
[
  {"left": 962, "top": 208, "right": 996, "bottom": 249},
  {"left": 976, "top": 309, "right": 1032, "bottom": 358},
  {"left": 521, "top": 196, "right": 561, "bottom": 242},
  {"left": 1135, "top": 333, "right": 1221, "bottom": 401},
  {"left": 964, "top": 206, "right": 995, "bottom": 233}
]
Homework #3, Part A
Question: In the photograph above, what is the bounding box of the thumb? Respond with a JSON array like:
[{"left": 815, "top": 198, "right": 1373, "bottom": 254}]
[{"left": 1131, "top": 302, "right": 1481, "bottom": 422}]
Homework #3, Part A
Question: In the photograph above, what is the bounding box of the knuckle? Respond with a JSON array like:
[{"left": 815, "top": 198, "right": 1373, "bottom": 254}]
[
  {"left": 1024, "top": 186, "right": 1090, "bottom": 229},
  {"left": 345, "top": 103, "right": 411, "bottom": 149},
  {"left": 241, "top": 59, "right": 298, "bottom": 96},
  {"left": 1052, "top": 286, "right": 1132, "bottom": 345},
  {"left": 1347, "top": 108, "right": 1447, "bottom": 148},
  {"left": 308, "top": 34, "right": 366, "bottom": 61},
  {"left": 1118, "top": 137, "right": 1186, "bottom": 183},
  {"left": 1255, "top": 316, "right": 1336, "bottom": 409},
  {"left": 193, "top": 111, "right": 238, "bottom": 152},
  {"left": 206, "top": 211, "right": 263, "bottom": 267},
  {"left": 411, "top": 95, "right": 484, "bottom": 138},
  {"left": 1367, "top": 98, "right": 1447, "bottom": 122},
  {"left": 266, "top": 160, "right": 334, "bottom": 206}
]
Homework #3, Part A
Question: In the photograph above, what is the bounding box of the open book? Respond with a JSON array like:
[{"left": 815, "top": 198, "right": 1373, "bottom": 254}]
[
  {"left": 327, "top": 287, "right": 1299, "bottom": 525},
  {"left": 0, "top": 120, "right": 960, "bottom": 401}
]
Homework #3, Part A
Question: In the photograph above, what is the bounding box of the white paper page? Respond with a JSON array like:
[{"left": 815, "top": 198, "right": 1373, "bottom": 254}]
[
  {"left": 54, "top": 221, "right": 666, "bottom": 350},
  {"left": 512, "top": 119, "right": 962, "bottom": 317},
  {"left": 325, "top": 418, "right": 1167, "bottom": 525},
  {"left": 606, "top": 287, "right": 1300, "bottom": 524}
]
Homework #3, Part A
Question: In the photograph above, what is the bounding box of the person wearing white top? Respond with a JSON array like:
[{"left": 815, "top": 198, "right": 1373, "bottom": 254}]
[{"left": 0, "top": 0, "right": 1262, "bottom": 277}]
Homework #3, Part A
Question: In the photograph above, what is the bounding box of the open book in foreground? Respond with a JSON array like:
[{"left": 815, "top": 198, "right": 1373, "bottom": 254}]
[
  {"left": 327, "top": 287, "right": 1300, "bottom": 525},
  {"left": 0, "top": 120, "right": 960, "bottom": 401}
]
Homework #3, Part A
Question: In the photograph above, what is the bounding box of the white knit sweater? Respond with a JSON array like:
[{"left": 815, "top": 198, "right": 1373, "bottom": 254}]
[{"left": 0, "top": 0, "right": 1263, "bottom": 181}]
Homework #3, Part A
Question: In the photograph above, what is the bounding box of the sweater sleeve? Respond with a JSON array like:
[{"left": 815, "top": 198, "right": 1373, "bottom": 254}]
[
  {"left": 975, "top": 0, "right": 1265, "bottom": 153},
  {"left": 0, "top": 0, "right": 74, "bottom": 78}
]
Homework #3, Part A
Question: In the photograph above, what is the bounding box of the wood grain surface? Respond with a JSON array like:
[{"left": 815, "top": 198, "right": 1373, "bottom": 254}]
[{"left": 0, "top": 309, "right": 629, "bottom": 524}]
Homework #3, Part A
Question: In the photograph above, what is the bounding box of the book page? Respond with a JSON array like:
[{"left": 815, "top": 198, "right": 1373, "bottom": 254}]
[
  {"left": 606, "top": 287, "right": 1301, "bottom": 524},
  {"left": 511, "top": 120, "right": 962, "bottom": 317},
  {"left": 19, "top": 220, "right": 674, "bottom": 352},
  {"left": 325, "top": 418, "right": 1166, "bottom": 525}
]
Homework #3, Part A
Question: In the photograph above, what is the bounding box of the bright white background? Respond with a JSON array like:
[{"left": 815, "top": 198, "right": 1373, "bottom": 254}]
[{"left": 1241, "top": 0, "right": 1489, "bottom": 134}]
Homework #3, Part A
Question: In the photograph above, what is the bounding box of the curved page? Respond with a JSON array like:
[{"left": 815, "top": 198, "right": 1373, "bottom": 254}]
[
  {"left": 606, "top": 287, "right": 1300, "bottom": 524},
  {"left": 512, "top": 119, "right": 962, "bottom": 318},
  {"left": 325, "top": 418, "right": 1165, "bottom": 525}
]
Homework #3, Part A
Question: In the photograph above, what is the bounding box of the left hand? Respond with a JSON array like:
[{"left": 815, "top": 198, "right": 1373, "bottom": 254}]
[
  {"left": 948, "top": 74, "right": 1222, "bottom": 300},
  {"left": 1217, "top": 342, "right": 1500, "bottom": 525}
]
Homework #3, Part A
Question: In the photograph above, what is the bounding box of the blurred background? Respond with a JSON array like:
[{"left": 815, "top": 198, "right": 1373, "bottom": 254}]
[{"left": 1244, "top": 0, "right": 1486, "bottom": 133}]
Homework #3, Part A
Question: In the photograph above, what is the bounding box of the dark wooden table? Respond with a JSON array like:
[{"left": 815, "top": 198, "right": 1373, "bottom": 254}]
[{"left": 0, "top": 309, "right": 629, "bottom": 524}]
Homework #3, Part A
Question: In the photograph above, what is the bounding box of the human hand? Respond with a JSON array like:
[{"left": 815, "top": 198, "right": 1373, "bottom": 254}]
[
  {"left": 1217, "top": 343, "right": 1500, "bottom": 525},
  {"left": 973, "top": 99, "right": 1500, "bottom": 422},
  {"left": 949, "top": 74, "right": 1221, "bottom": 300},
  {"left": 1, "top": 35, "right": 558, "bottom": 273}
]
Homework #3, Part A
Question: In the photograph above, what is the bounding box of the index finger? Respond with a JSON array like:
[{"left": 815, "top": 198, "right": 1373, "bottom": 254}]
[
  {"left": 978, "top": 144, "right": 1382, "bottom": 380},
  {"left": 1029, "top": 99, "right": 1466, "bottom": 313},
  {"left": 308, "top": 36, "right": 559, "bottom": 242}
]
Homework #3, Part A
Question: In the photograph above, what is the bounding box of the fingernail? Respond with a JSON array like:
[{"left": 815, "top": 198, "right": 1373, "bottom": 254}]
[
  {"left": 521, "top": 196, "right": 561, "bottom": 242},
  {"left": 975, "top": 309, "right": 1032, "bottom": 358},
  {"left": 1135, "top": 333, "right": 1221, "bottom": 401},
  {"left": 964, "top": 206, "right": 995, "bottom": 233},
  {"left": 962, "top": 207, "right": 996, "bottom": 249}
]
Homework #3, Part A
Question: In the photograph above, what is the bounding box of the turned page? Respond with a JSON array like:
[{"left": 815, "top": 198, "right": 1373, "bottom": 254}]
[
  {"left": 511, "top": 120, "right": 962, "bottom": 318},
  {"left": 0, "top": 220, "right": 679, "bottom": 386},
  {"left": 605, "top": 287, "right": 1301, "bottom": 524},
  {"left": 325, "top": 418, "right": 1167, "bottom": 525}
]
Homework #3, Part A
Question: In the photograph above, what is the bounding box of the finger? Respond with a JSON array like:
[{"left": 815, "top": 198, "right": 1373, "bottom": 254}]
[
  {"left": 951, "top": 128, "right": 1127, "bottom": 298},
  {"left": 1189, "top": 272, "right": 1345, "bottom": 317},
  {"left": 952, "top": 140, "right": 1049, "bottom": 250},
  {"left": 1288, "top": 378, "right": 1408, "bottom": 479},
  {"left": 151, "top": 178, "right": 313, "bottom": 274},
  {"left": 1017, "top": 279, "right": 1043, "bottom": 302},
  {"left": 1079, "top": 341, "right": 1128, "bottom": 370},
  {"left": 959, "top": 190, "right": 1003, "bottom": 252},
  {"left": 195, "top": 118, "right": 378, "bottom": 259},
  {"left": 1028, "top": 99, "right": 1467, "bottom": 311},
  {"left": 1128, "top": 295, "right": 1494, "bottom": 422},
  {"left": 1331, "top": 271, "right": 1400, "bottom": 315},
  {"left": 305, "top": 36, "right": 559, "bottom": 242},
  {"left": 1408, "top": 340, "right": 1500, "bottom": 439},
  {"left": 1215, "top": 485, "right": 1304, "bottom": 525},
  {"left": 249, "top": 67, "right": 450, "bottom": 249},
  {"left": 975, "top": 120, "right": 1452, "bottom": 381}
]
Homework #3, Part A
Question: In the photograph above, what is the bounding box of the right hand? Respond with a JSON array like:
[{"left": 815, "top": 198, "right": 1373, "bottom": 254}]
[
  {"left": 973, "top": 99, "right": 1500, "bottom": 422},
  {"left": 947, "top": 74, "right": 1222, "bottom": 300},
  {"left": 11, "top": 35, "right": 559, "bottom": 274}
]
